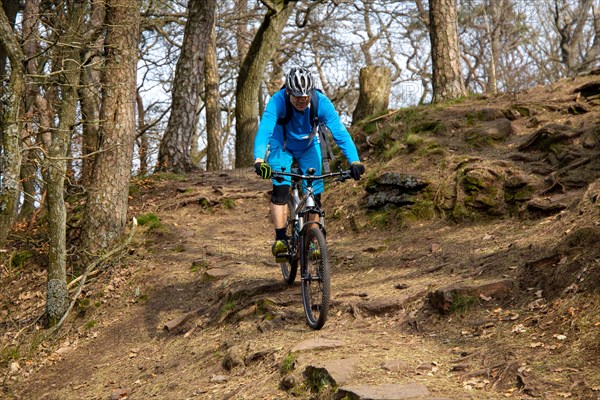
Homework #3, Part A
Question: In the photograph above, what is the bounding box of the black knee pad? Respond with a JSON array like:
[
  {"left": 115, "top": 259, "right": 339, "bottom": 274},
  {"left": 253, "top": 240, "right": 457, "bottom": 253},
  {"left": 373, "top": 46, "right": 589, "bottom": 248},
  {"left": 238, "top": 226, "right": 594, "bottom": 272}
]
[{"left": 271, "top": 185, "right": 290, "bottom": 205}]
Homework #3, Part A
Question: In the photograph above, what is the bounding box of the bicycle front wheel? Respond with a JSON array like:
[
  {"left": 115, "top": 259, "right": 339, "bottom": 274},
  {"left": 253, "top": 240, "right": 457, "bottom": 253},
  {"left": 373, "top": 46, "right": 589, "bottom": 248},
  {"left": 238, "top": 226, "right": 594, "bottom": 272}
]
[
  {"left": 301, "top": 226, "right": 330, "bottom": 330},
  {"left": 280, "top": 197, "right": 298, "bottom": 284}
]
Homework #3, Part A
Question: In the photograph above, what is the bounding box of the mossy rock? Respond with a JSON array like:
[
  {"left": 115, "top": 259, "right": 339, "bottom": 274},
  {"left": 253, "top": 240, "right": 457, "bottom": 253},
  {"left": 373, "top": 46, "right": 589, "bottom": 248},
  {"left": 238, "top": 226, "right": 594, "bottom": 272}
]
[{"left": 465, "top": 118, "right": 513, "bottom": 147}]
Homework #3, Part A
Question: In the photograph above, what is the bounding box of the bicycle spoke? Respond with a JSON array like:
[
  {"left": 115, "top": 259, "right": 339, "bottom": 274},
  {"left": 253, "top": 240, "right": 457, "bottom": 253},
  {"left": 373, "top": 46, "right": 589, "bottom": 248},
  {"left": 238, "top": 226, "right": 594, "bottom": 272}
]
[{"left": 301, "top": 226, "right": 330, "bottom": 330}]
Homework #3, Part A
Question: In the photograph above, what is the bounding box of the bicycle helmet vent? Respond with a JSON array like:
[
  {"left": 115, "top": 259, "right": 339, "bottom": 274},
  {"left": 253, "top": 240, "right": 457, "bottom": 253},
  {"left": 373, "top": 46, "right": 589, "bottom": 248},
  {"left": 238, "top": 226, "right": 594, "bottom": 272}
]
[{"left": 285, "top": 67, "right": 314, "bottom": 97}]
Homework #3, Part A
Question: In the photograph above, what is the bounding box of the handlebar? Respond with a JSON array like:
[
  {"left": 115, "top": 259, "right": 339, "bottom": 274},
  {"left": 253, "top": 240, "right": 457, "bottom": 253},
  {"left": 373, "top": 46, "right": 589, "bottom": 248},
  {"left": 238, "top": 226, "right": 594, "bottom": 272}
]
[{"left": 272, "top": 169, "right": 352, "bottom": 183}]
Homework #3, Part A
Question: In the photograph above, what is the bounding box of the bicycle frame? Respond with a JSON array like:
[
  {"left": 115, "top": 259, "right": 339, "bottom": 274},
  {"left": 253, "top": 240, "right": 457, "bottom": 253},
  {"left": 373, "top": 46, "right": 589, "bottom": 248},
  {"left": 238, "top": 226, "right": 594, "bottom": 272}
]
[
  {"left": 272, "top": 168, "right": 350, "bottom": 261},
  {"left": 272, "top": 167, "right": 351, "bottom": 329}
]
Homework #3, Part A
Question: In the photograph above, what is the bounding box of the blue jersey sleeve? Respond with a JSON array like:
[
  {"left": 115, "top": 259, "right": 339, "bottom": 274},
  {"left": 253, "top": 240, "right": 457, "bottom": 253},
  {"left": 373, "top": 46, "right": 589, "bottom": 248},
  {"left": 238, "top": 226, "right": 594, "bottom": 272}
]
[
  {"left": 317, "top": 92, "right": 360, "bottom": 164},
  {"left": 253, "top": 90, "right": 286, "bottom": 160}
]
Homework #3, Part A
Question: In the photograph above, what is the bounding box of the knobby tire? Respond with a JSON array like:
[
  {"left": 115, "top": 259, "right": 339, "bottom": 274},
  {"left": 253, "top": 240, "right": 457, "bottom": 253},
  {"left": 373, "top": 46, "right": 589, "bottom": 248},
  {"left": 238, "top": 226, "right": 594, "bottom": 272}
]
[
  {"left": 280, "top": 197, "right": 298, "bottom": 284},
  {"left": 301, "top": 226, "right": 330, "bottom": 330}
]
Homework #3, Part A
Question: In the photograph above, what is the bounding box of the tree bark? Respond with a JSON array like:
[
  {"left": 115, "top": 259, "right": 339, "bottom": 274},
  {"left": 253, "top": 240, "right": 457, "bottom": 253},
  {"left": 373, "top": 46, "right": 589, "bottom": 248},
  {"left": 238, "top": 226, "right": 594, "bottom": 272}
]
[
  {"left": 19, "top": 0, "right": 47, "bottom": 221},
  {"left": 79, "top": 50, "right": 103, "bottom": 186},
  {"left": 234, "top": 1, "right": 295, "bottom": 167},
  {"left": 157, "top": 0, "right": 216, "bottom": 173},
  {"left": 0, "top": 4, "right": 25, "bottom": 246},
  {"left": 81, "top": 0, "right": 140, "bottom": 254},
  {"left": 136, "top": 92, "right": 149, "bottom": 176},
  {"left": 45, "top": 2, "right": 88, "bottom": 326},
  {"left": 429, "top": 0, "right": 466, "bottom": 103},
  {"left": 0, "top": 0, "right": 18, "bottom": 82},
  {"left": 78, "top": 1, "right": 104, "bottom": 186},
  {"left": 352, "top": 66, "right": 391, "bottom": 125},
  {"left": 557, "top": 0, "right": 594, "bottom": 75},
  {"left": 235, "top": 0, "right": 250, "bottom": 66},
  {"left": 205, "top": 20, "right": 223, "bottom": 171}
]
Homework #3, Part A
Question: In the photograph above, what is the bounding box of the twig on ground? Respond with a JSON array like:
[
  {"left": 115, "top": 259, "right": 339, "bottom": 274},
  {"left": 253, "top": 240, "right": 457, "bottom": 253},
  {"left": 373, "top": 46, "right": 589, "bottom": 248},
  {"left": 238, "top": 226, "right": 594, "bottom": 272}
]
[{"left": 46, "top": 218, "right": 138, "bottom": 336}]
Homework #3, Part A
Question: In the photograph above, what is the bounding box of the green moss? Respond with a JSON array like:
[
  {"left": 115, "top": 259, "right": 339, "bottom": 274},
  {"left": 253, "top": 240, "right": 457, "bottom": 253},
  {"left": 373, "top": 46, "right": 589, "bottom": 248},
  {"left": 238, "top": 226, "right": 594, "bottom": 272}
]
[
  {"left": 281, "top": 353, "right": 297, "bottom": 375},
  {"left": 137, "top": 293, "right": 148, "bottom": 303},
  {"left": 452, "top": 202, "right": 475, "bottom": 221},
  {"left": 410, "top": 120, "right": 445, "bottom": 135},
  {"left": 465, "top": 131, "right": 495, "bottom": 148},
  {"left": 151, "top": 172, "right": 186, "bottom": 182},
  {"left": 136, "top": 213, "right": 163, "bottom": 230},
  {"left": 507, "top": 185, "right": 533, "bottom": 202},
  {"left": 382, "top": 141, "right": 404, "bottom": 159},
  {"left": 405, "top": 200, "right": 436, "bottom": 220},
  {"left": 11, "top": 250, "right": 34, "bottom": 269},
  {"left": 173, "top": 243, "right": 186, "bottom": 253},
  {"left": 513, "top": 106, "right": 531, "bottom": 117},
  {"left": 0, "top": 345, "right": 20, "bottom": 366},
  {"left": 404, "top": 133, "right": 425, "bottom": 153},
  {"left": 191, "top": 259, "right": 208, "bottom": 272},
  {"left": 85, "top": 320, "right": 97, "bottom": 330},
  {"left": 463, "top": 174, "right": 485, "bottom": 193},
  {"left": 76, "top": 298, "right": 91, "bottom": 315},
  {"left": 222, "top": 198, "right": 235, "bottom": 209},
  {"left": 256, "top": 298, "right": 276, "bottom": 315},
  {"left": 393, "top": 107, "right": 422, "bottom": 125},
  {"left": 449, "top": 293, "right": 477, "bottom": 314},
  {"left": 198, "top": 198, "right": 212, "bottom": 208},
  {"left": 368, "top": 211, "right": 391, "bottom": 228},
  {"left": 128, "top": 184, "right": 140, "bottom": 196},
  {"left": 221, "top": 300, "right": 237, "bottom": 316},
  {"left": 305, "top": 367, "right": 335, "bottom": 393}
]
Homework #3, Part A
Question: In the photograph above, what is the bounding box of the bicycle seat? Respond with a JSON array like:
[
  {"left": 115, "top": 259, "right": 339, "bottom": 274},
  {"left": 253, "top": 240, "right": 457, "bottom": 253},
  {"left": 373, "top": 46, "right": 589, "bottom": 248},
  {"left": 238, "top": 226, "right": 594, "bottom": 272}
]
[{"left": 306, "top": 167, "right": 316, "bottom": 175}]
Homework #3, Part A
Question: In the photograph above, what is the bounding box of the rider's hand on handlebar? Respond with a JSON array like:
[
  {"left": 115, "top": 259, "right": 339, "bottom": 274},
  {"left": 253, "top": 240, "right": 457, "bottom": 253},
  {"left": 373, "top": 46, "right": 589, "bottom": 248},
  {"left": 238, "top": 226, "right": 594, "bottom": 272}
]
[
  {"left": 254, "top": 161, "right": 272, "bottom": 179},
  {"left": 350, "top": 162, "right": 365, "bottom": 181}
]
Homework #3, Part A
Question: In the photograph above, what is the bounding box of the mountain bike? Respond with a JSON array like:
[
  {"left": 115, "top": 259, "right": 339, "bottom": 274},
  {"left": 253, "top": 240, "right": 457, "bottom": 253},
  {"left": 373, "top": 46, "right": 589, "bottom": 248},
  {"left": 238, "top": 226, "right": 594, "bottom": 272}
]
[{"left": 272, "top": 167, "right": 351, "bottom": 330}]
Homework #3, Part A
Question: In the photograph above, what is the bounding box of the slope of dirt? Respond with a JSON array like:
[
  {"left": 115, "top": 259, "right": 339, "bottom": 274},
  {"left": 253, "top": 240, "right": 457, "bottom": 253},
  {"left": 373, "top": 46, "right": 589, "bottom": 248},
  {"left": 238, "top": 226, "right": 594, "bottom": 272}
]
[{"left": 1, "top": 75, "right": 600, "bottom": 400}]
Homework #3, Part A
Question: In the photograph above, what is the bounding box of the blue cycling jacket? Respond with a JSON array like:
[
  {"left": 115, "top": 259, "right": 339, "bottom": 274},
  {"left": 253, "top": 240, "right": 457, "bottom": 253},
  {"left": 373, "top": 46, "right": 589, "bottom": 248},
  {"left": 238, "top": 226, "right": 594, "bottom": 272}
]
[{"left": 253, "top": 89, "right": 360, "bottom": 164}]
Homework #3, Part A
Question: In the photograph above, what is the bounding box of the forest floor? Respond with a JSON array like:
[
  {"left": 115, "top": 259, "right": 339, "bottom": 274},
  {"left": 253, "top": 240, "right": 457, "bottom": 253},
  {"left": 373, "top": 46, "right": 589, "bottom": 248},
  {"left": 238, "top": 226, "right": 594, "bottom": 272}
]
[{"left": 1, "top": 74, "right": 600, "bottom": 400}]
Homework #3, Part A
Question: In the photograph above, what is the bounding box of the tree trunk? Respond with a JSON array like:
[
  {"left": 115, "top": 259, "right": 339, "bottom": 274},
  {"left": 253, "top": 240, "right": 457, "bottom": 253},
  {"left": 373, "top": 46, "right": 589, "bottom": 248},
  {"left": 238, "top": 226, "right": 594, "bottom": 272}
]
[
  {"left": 79, "top": 51, "right": 102, "bottom": 186},
  {"left": 352, "top": 66, "right": 391, "bottom": 125},
  {"left": 45, "top": 2, "right": 88, "bottom": 326},
  {"left": 18, "top": 152, "right": 37, "bottom": 220},
  {"left": 0, "top": 0, "right": 18, "bottom": 82},
  {"left": 0, "top": 5, "right": 25, "bottom": 246},
  {"left": 560, "top": 0, "right": 594, "bottom": 75},
  {"left": 235, "top": 0, "right": 249, "bottom": 66},
  {"left": 78, "top": 2, "right": 104, "bottom": 186},
  {"left": 205, "top": 20, "right": 223, "bottom": 171},
  {"left": 80, "top": 0, "right": 139, "bottom": 254},
  {"left": 429, "top": 0, "right": 466, "bottom": 103},
  {"left": 157, "top": 0, "right": 216, "bottom": 173},
  {"left": 136, "top": 92, "right": 149, "bottom": 176},
  {"left": 19, "top": 0, "right": 46, "bottom": 221},
  {"left": 484, "top": 0, "right": 499, "bottom": 95},
  {"left": 234, "top": 1, "right": 295, "bottom": 167}
]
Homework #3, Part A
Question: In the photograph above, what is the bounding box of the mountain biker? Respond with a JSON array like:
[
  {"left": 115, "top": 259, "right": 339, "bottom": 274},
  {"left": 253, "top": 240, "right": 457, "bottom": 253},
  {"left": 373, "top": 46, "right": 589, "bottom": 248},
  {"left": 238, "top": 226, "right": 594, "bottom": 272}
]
[{"left": 253, "top": 66, "right": 366, "bottom": 262}]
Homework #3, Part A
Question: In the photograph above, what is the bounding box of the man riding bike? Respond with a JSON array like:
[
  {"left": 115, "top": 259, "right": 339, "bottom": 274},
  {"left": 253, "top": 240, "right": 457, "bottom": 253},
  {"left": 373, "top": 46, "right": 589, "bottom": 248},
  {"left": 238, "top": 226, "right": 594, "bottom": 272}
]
[{"left": 253, "top": 67, "right": 365, "bottom": 262}]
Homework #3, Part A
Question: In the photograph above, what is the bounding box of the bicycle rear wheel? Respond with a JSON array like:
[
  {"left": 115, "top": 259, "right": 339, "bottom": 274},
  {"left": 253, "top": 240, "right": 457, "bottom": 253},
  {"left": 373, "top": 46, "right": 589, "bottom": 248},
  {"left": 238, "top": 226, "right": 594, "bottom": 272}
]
[
  {"left": 301, "top": 226, "right": 330, "bottom": 330},
  {"left": 280, "top": 197, "right": 298, "bottom": 284}
]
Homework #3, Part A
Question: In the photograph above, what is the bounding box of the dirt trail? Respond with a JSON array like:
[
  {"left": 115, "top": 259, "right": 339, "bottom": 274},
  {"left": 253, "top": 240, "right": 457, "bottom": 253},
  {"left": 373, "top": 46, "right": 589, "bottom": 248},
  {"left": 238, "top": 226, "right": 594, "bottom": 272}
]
[
  {"left": 4, "top": 166, "right": 597, "bottom": 400},
  {"left": 4, "top": 74, "right": 600, "bottom": 399}
]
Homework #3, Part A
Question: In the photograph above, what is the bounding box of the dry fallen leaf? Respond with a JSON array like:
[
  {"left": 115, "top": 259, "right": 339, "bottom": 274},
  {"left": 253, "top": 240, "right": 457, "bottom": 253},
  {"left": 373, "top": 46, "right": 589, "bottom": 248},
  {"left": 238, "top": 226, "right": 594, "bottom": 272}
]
[
  {"left": 479, "top": 294, "right": 492, "bottom": 302},
  {"left": 556, "top": 392, "right": 572, "bottom": 398}
]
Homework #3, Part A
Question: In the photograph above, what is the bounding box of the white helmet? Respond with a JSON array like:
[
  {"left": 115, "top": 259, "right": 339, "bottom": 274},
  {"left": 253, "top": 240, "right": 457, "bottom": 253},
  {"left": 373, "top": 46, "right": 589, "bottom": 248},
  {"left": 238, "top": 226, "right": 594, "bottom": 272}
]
[{"left": 285, "top": 67, "right": 314, "bottom": 97}]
